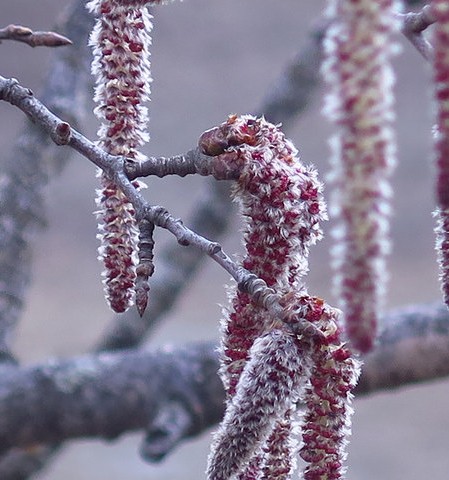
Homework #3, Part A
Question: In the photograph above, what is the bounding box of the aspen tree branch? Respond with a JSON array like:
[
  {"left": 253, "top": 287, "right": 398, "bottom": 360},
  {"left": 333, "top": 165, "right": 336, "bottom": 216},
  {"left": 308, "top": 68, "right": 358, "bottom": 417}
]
[
  {"left": 0, "top": 75, "right": 234, "bottom": 182},
  {"left": 399, "top": 5, "right": 435, "bottom": 60},
  {"left": 0, "top": 1, "right": 431, "bottom": 477},
  {"left": 0, "top": 342, "right": 224, "bottom": 459},
  {"left": 0, "top": 1, "right": 93, "bottom": 359},
  {"left": 0, "top": 302, "right": 445, "bottom": 460},
  {"left": 0, "top": 24, "right": 72, "bottom": 48},
  {"left": 124, "top": 149, "right": 240, "bottom": 180},
  {"left": 96, "top": 180, "right": 234, "bottom": 350},
  {"left": 0, "top": 75, "right": 325, "bottom": 341},
  {"left": 356, "top": 302, "right": 449, "bottom": 394}
]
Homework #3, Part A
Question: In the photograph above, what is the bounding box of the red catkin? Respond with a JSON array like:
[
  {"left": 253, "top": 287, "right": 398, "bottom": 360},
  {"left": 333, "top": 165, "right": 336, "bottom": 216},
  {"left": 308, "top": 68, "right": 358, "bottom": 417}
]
[
  {"left": 205, "top": 115, "right": 326, "bottom": 397},
  {"left": 322, "top": 0, "right": 401, "bottom": 353},
  {"left": 88, "top": 0, "right": 153, "bottom": 312}
]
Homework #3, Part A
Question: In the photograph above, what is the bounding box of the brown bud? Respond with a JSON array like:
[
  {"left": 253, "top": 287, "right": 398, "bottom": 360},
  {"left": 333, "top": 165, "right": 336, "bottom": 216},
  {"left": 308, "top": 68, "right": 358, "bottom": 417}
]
[{"left": 198, "top": 127, "right": 229, "bottom": 156}]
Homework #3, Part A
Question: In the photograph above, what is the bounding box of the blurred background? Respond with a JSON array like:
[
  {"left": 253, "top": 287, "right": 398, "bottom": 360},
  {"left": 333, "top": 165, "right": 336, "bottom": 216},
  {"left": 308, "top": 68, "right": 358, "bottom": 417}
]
[{"left": 1, "top": 1, "right": 448, "bottom": 479}]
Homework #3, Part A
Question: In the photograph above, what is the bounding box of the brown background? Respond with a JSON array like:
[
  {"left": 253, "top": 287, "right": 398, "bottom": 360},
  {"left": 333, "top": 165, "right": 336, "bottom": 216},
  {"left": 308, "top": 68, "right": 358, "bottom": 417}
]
[{"left": 1, "top": 1, "right": 448, "bottom": 479}]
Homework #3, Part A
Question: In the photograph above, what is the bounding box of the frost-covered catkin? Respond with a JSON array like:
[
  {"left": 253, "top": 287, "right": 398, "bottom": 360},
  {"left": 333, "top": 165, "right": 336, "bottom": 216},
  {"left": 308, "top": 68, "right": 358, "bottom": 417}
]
[
  {"left": 206, "top": 330, "right": 309, "bottom": 480},
  {"left": 322, "top": 0, "right": 401, "bottom": 353},
  {"left": 259, "top": 410, "right": 299, "bottom": 480},
  {"left": 200, "top": 115, "right": 327, "bottom": 480},
  {"left": 283, "top": 295, "right": 360, "bottom": 480},
  {"left": 88, "top": 0, "right": 152, "bottom": 313},
  {"left": 199, "top": 115, "right": 327, "bottom": 397},
  {"left": 432, "top": 0, "right": 449, "bottom": 310}
]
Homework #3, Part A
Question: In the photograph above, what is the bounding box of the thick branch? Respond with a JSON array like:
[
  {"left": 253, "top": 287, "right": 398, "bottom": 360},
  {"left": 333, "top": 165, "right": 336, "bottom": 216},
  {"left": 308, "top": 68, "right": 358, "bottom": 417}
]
[
  {"left": 0, "top": 342, "right": 224, "bottom": 459},
  {"left": 0, "top": 302, "right": 446, "bottom": 460},
  {"left": 0, "top": 24, "right": 72, "bottom": 48},
  {"left": 355, "top": 302, "right": 449, "bottom": 394}
]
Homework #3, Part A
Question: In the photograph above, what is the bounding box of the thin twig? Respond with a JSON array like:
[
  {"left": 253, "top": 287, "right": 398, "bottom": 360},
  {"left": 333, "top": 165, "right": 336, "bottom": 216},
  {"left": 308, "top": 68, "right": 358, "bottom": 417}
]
[
  {"left": 0, "top": 24, "right": 72, "bottom": 48},
  {"left": 124, "top": 149, "right": 241, "bottom": 180},
  {"left": 399, "top": 5, "right": 436, "bottom": 60},
  {"left": 95, "top": 179, "right": 234, "bottom": 351},
  {"left": 0, "top": 74, "right": 323, "bottom": 340}
]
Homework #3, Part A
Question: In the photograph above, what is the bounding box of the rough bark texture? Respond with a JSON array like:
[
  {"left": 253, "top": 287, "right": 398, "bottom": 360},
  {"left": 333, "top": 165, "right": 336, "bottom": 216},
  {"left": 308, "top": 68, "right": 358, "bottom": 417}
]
[
  {"left": 0, "top": 343, "right": 224, "bottom": 457},
  {"left": 0, "top": 302, "right": 445, "bottom": 461}
]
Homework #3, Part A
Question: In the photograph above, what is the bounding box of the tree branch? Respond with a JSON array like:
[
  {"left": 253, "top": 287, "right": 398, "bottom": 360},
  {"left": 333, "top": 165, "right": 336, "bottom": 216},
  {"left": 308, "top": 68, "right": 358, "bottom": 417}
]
[
  {"left": 124, "top": 148, "right": 240, "bottom": 180},
  {"left": 0, "top": 302, "right": 446, "bottom": 461},
  {"left": 0, "top": 2, "right": 93, "bottom": 358},
  {"left": 399, "top": 5, "right": 435, "bottom": 60},
  {"left": 355, "top": 302, "right": 449, "bottom": 394},
  {"left": 0, "top": 74, "right": 325, "bottom": 341},
  {"left": 0, "top": 342, "right": 224, "bottom": 460},
  {"left": 0, "top": 24, "right": 72, "bottom": 48},
  {"left": 95, "top": 179, "right": 235, "bottom": 350},
  {"left": 0, "top": 1, "right": 95, "bottom": 477}
]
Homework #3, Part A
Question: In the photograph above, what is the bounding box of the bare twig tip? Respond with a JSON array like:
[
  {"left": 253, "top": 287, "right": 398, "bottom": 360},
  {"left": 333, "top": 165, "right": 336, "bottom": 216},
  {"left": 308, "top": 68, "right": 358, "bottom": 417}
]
[{"left": 0, "top": 24, "right": 72, "bottom": 48}]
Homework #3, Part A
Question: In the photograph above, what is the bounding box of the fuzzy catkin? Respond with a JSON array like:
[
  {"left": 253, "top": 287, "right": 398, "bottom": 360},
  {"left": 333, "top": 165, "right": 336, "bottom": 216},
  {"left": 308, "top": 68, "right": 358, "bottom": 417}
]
[
  {"left": 282, "top": 294, "right": 361, "bottom": 480},
  {"left": 322, "top": 0, "right": 401, "bottom": 353},
  {"left": 88, "top": 0, "right": 153, "bottom": 312},
  {"left": 202, "top": 116, "right": 360, "bottom": 480},
  {"left": 207, "top": 115, "right": 327, "bottom": 397},
  {"left": 206, "top": 330, "right": 309, "bottom": 480}
]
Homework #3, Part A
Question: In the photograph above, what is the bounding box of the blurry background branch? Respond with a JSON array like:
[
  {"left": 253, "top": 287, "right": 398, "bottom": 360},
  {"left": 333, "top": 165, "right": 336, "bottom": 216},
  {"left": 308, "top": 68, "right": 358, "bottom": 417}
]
[
  {"left": 0, "top": 1, "right": 94, "bottom": 477},
  {"left": 0, "top": 302, "right": 446, "bottom": 462},
  {"left": 0, "top": 0, "right": 93, "bottom": 360},
  {"left": 399, "top": 4, "right": 435, "bottom": 60}
]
